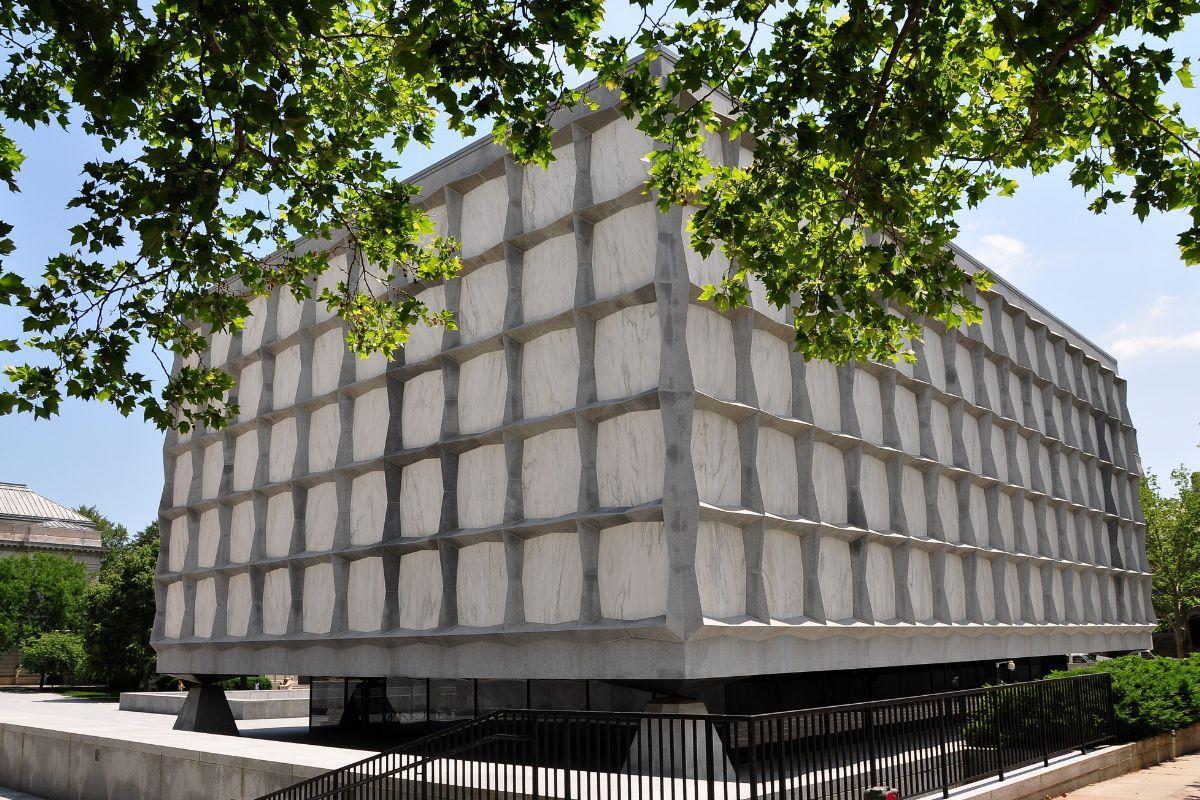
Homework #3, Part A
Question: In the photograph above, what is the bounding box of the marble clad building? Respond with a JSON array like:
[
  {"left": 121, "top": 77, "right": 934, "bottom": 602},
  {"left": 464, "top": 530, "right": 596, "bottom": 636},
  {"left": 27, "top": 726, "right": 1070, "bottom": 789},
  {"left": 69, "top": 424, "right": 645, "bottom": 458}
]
[{"left": 153, "top": 59, "right": 1154, "bottom": 703}]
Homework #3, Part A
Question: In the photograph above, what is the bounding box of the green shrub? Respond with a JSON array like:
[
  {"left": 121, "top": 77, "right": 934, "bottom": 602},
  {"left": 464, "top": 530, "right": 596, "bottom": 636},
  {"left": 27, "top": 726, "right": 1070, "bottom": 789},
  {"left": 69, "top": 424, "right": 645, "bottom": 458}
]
[
  {"left": 219, "top": 675, "right": 273, "bottom": 690},
  {"left": 19, "top": 631, "right": 86, "bottom": 683},
  {"left": 1049, "top": 655, "right": 1200, "bottom": 741}
]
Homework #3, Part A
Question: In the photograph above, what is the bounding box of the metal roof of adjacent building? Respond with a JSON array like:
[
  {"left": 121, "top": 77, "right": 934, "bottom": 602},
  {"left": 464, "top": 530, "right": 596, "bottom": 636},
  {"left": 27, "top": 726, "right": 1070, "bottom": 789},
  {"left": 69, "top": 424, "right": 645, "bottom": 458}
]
[{"left": 0, "top": 482, "right": 96, "bottom": 530}]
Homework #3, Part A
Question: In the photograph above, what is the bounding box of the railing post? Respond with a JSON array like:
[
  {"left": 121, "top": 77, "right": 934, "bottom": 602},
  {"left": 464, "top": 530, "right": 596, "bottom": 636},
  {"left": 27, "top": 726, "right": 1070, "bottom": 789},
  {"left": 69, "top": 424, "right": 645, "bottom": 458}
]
[
  {"left": 866, "top": 705, "right": 878, "bottom": 786},
  {"left": 1074, "top": 676, "right": 1087, "bottom": 754},
  {"left": 937, "top": 696, "right": 951, "bottom": 799},
  {"left": 749, "top": 719, "right": 759, "bottom": 800},
  {"left": 991, "top": 690, "right": 1005, "bottom": 782},
  {"left": 1037, "top": 681, "right": 1050, "bottom": 767}
]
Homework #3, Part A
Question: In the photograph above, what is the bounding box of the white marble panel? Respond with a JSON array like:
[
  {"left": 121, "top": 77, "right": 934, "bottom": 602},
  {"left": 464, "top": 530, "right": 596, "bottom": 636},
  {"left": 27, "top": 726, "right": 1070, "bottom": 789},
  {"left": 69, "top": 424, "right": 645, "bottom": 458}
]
[
  {"left": 353, "top": 387, "right": 389, "bottom": 461},
  {"left": 866, "top": 543, "right": 895, "bottom": 621},
  {"left": 687, "top": 305, "right": 736, "bottom": 400},
  {"left": 523, "top": 532, "right": 583, "bottom": 624},
  {"left": 895, "top": 386, "right": 920, "bottom": 454},
  {"left": 937, "top": 476, "right": 960, "bottom": 542},
  {"left": 682, "top": 207, "right": 730, "bottom": 287},
  {"left": 751, "top": 330, "right": 791, "bottom": 417},
  {"left": 241, "top": 296, "right": 268, "bottom": 353},
  {"left": 931, "top": 401, "right": 952, "bottom": 463},
  {"left": 997, "top": 494, "right": 1015, "bottom": 551},
  {"left": 461, "top": 261, "right": 507, "bottom": 343},
  {"left": 592, "top": 204, "right": 658, "bottom": 298},
  {"left": 308, "top": 402, "right": 341, "bottom": 473},
  {"left": 1029, "top": 387, "right": 1045, "bottom": 433},
  {"left": 990, "top": 425, "right": 1008, "bottom": 483},
  {"left": 164, "top": 581, "right": 184, "bottom": 639},
  {"left": 922, "top": 328, "right": 946, "bottom": 390},
  {"left": 983, "top": 360, "right": 1000, "bottom": 411},
  {"left": 812, "top": 442, "right": 848, "bottom": 524},
  {"left": 265, "top": 491, "right": 294, "bottom": 557},
  {"left": 523, "top": 143, "right": 575, "bottom": 231},
  {"left": 696, "top": 522, "right": 746, "bottom": 618},
  {"left": 313, "top": 255, "right": 345, "bottom": 323},
  {"left": 597, "top": 410, "right": 665, "bottom": 507},
  {"left": 302, "top": 562, "right": 335, "bottom": 634},
  {"left": 355, "top": 351, "right": 388, "bottom": 382},
  {"left": 907, "top": 549, "right": 933, "bottom": 621},
  {"left": 226, "top": 572, "right": 252, "bottom": 636},
  {"left": 229, "top": 501, "right": 255, "bottom": 563},
  {"left": 901, "top": 466, "right": 926, "bottom": 536},
  {"left": 460, "top": 175, "right": 508, "bottom": 258},
  {"left": 1051, "top": 394, "right": 1065, "bottom": 440},
  {"left": 1088, "top": 573, "right": 1102, "bottom": 622},
  {"left": 200, "top": 442, "right": 223, "bottom": 500},
  {"left": 305, "top": 481, "right": 338, "bottom": 552},
  {"left": 595, "top": 304, "right": 661, "bottom": 400},
  {"left": 168, "top": 516, "right": 189, "bottom": 572},
  {"left": 397, "top": 550, "right": 442, "bottom": 630},
  {"left": 590, "top": 115, "right": 653, "bottom": 203},
  {"left": 976, "top": 559, "right": 996, "bottom": 622},
  {"left": 1022, "top": 499, "right": 1040, "bottom": 556},
  {"left": 350, "top": 470, "right": 387, "bottom": 545},
  {"left": 961, "top": 413, "right": 981, "bottom": 473},
  {"left": 860, "top": 455, "right": 890, "bottom": 531},
  {"left": 763, "top": 529, "right": 805, "bottom": 619},
  {"left": 276, "top": 287, "right": 303, "bottom": 339},
  {"left": 968, "top": 484, "right": 987, "bottom": 546},
  {"left": 757, "top": 427, "right": 798, "bottom": 516},
  {"left": 1052, "top": 568, "right": 1067, "bottom": 621},
  {"left": 348, "top": 557, "right": 386, "bottom": 632},
  {"left": 818, "top": 536, "right": 853, "bottom": 621},
  {"left": 978, "top": 303, "right": 995, "bottom": 350},
  {"left": 192, "top": 577, "right": 216, "bottom": 639},
  {"left": 748, "top": 275, "right": 787, "bottom": 324},
  {"left": 400, "top": 459, "right": 442, "bottom": 537},
  {"left": 405, "top": 286, "right": 446, "bottom": 363},
  {"left": 1014, "top": 435, "right": 1031, "bottom": 488},
  {"left": 458, "top": 350, "right": 508, "bottom": 434},
  {"left": 1008, "top": 373, "right": 1025, "bottom": 425},
  {"left": 522, "top": 328, "right": 579, "bottom": 419},
  {"left": 312, "top": 328, "right": 344, "bottom": 397},
  {"left": 268, "top": 418, "right": 297, "bottom": 482},
  {"left": 598, "top": 522, "right": 668, "bottom": 620},
  {"left": 1048, "top": 507, "right": 1065, "bottom": 560},
  {"left": 237, "top": 361, "right": 263, "bottom": 422},
  {"left": 522, "top": 234, "right": 577, "bottom": 324},
  {"left": 692, "top": 410, "right": 741, "bottom": 507},
  {"left": 457, "top": 445, "right": 507, "bottom": 528},
  {"left": 457, "top": 541, "right": 507, "bottom": 627},
  {"left": 1000, "top": 311, "right": 1017, "bottom": 357},
  {"left": 853, "top": 370, "right": 884, "bottom": 444},
  {"left": 263, "top": 567, "right": 292, "bottom": 635},
  {"left": 522, "top": 428, "right": 580, "bottom": 519},
  {"left": 954, "top": 344, "right": 975, "bottom": 403},
  {"left": 1037, "top": 444, "right": 1052, "bottom": 492},
  {"left": 273, "top": 345, "right": 301, "bottom": 410},
  {"left": 401, "top": 369, "right": 444, "bottom": 448},
  {"left": 197, "top": 509, "right": 220, "bottom": 568},
  {"left": 1003, "top": 561, "right": 1021, "bottom": 622},
  {"left": 1028, "top": 567, "right": 1046, "bottom": 622},
  {"left": 944, "top": 554, "right": 967, "bottom": 622},
  {"left": 172, "top": 452, "right": 193, "bottom": 507},
  {"left": 805, "top": 361, "right": 841, "bottom": 430},
  {"left": 210, "top": 329, "right": 232, "bottom": 368}
]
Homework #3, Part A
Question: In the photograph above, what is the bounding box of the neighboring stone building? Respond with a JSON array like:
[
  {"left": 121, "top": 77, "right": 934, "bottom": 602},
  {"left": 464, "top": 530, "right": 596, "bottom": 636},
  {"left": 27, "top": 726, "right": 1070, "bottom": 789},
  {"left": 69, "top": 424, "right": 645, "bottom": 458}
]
[
  {"left": 153, "top": 59, "right": 1154, "bottom": 725},
  {"left": 0, "top": 482, "right": 105, "bottom": 683}
]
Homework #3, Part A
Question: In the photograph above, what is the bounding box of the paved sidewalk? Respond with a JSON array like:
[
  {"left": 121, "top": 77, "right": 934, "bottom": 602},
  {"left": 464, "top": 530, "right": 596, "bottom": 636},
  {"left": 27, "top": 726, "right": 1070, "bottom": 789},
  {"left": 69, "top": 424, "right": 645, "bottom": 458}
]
[
  {"left": 1063, "top": 753, "right": 1200, "bottom": 800},
  {"left": 0, "top": 788, "right": 48, "bottom": 800}
]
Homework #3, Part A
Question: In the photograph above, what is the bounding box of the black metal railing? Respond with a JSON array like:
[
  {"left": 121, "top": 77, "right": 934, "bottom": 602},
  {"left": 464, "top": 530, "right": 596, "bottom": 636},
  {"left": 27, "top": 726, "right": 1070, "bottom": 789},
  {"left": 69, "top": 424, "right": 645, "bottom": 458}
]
[{"left": 257, "top": 672, "right": 1115, "bottom": 800}]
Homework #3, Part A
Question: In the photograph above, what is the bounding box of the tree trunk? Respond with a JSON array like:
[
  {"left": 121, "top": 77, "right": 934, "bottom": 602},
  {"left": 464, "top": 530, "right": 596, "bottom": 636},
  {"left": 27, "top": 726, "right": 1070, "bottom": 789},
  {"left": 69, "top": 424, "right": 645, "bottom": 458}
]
[{"left": 1175, "top": 624, "right": 1187, "bottom": 658}]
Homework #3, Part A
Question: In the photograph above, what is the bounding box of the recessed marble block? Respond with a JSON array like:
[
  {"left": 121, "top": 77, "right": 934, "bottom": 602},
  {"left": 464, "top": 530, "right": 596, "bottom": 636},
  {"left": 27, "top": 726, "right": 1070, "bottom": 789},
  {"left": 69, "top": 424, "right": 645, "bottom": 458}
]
[
  {"left": 691, "top": 410, "right": 740, "bottom": 507},
  {"left": 598, "top": 522, "right": 668, "bottom": 620},
  {"left": 901, "top": 467, "right": 926, "bottom": 536},
  {"left": 812, "top": 442, "right": 848, "bottom": 524},
  {"left": 209, "top": 329, "right": 232, "bottom": 368},
  {"left": 522, "top": 328, "right": 579, "bottom": 419},
  {"left": 237, "top": 361, "right": 263, "bottom": 422},
  {"left": 1028, "top": 567, "right": 1046, "bottom": 622},
  {"left": 931, "top": 401, "right": 952, "bottom": 463},
  {"left": 592, "top": 203, "right": 658, "bottom": 298},
  {"left": 597, "top": 410, "right": 665, "bottom": 508},
  {"left": 347, "top": 557, "right": 386, "bottom": 632},
  {"left": 976, "top": 559, "right": 996, "bottom": 622},
  {"left": 523, "top": 143, "right": 575, "bottom": 232},
  {"left": 265, "top": 491, "right": 295, "bottom": 558},
  {"left": 968, "top": 485, "right": 987, "bottom": 546},
  {"left": 225, "top": 572, "right": 252, "bottom": 636},
  {"left": 241, "top": 296, "right": 268, "bottom": 353},
  {"left": 1087, "top": 573, "right": 1103, "bottom": 622},
  {"left": 763, "top": 529, "right": 805, "bottom": 619},
  {"left": 198, "top": 509, "right": 220, "bottom": 568},
  {"left": 400, "top": 459, "right": 442, "bottom": 538},
  {"left": 1036, "top": 444, "right": 1052, "bottom": 492},
  {"left": 229, "top": 501, "right": 255, "bottom": 563},
  {"left": 356, "top": 350, "right": 388, "bottom": 382},
  {"left": 937, "top": 476, "right": 960, "bottom": 542},
  {"left": 944, "top": 554, "right": 967, "bottom": 622},
  {"left": 164, "top": 581, "right": 184, "bottom": 639},
  {"left": 1014, "top": 435, "right": 1031, "bottom": 488},
  {"left": 907, "top": 548, "right": 933, "bottom": 621},
  {"left": 201, "top": 442, "right": 224, "bottom": 500},
  {"left": 522, "top": 532, "right": 583, "bottom": 624},
  {"left": 401, "top": 369, "right": 444, "bottom": 448},
  {"left": 269, "top": 417, "right": 298, "bottom": 482},
  {"left": 1052, "top": 567, "right": 1067, "bottom": 621},
  {"left": 805, "top": 361, "right": 840, "bottom": 430},
  {"left": 1008, "top": 374, "right": 1025, "bottom": 425},
  {"left": 590, "top": 115, "right": 653, "bottom": 203},
  {"left": 308, "top": 403, "right": 341, "bottom": 473},
  {"left": 352, "top": 387, "right": 389, "bottom": 462},
  {"left": 852, "top": 370, "right": 884, "bottom": 444},
  {"left": 273, "top": 345, "right": 302, "bottom": 409},
  {"left": 522, "top": 428, "right": 581, "bottom": 519},
  {"left": 458, "top": 350, "right": 508, "bottom": 434},
  {"left": 458, "top": 445, "right": 507, "bottom": 528},
  {"left": 397, "top": 550, "right": 442, "bottom": 629},
  {"left": 757, "top": 427, "right": 798, "bottom": 516},
  {"left": 303, "top": 562, "right": 336, "bottom": 634},
  {"left": 818, "top": 536, "right": 853, "bottom": 621},
  {"left": 460, "top": 175, "right": 508, "bottom": 258},
  {"left": 312, "top": 328, "right": 345, "bottom": 398},
  {"left": 1030, "top": 388, "right": 1045, "bottom": 434},
  {"left": 350, "top": 470, "right": 387, "bottom": 545},
  {"left": 961, "top": 413, "right": 982, "bottom": 473},
  {"left": 263, "top": 568, "right": 292, "bottom": 635},
  {"left": 1003, "top": 561, "right": 1021, "bottom": 622},
  {"left": 748, "top": 275, "right": 787, "bottom": 324},
  {"left": 172, "top": 452, "right": 193, "bottom": 507},
  {"left": 983, "top": 360, "right": 1000, "bottom": 411},
  {"left": 751, "top": 330, "right": 791, "bottom": 417},
  {"left": 522, "top": 235, "right": 577, "bottom": 323},
  {"left": 695, "top": 521, "right": 746, "bottom": 618},
  {"left": 595, "top": 303, "right": 661, "bottom": 401},
  {"left": 193, "top": 577, "right": 216, "bottom": 638},
  {"left": 921, "top": 327, "right": 946, "bottom": 390},
  {"left": 686, "top": 305, "right": 736, "bottom": 400},
  {"left": 895, "top": 385, "right": 920, "bottom": 454},
  {"left": 682, "top": 207, "right": 730, "bottom": 287},
  {"left": 954, "top": 344, "right": 975, "bottom": 403},
  {"left": 457, "top": 541, "right": 508, "bottom": 627},
  {"left": 168, "top": 516, "right": 189, "bottom": 572},
  {"left": 276, "top": 287, "right": 303, "bottom": 339},
  {"left": 865, "top": 543, "right": 896, "bottom": 621},
  {"left": 304, "top": 481, "right": 339, "bottom": 552},
  {"left": 1051, "top": 395, "right": 1065, "bottom": 439},
  {"left": 461, "top": 261, "right": 507, "bottom": 343},
  {"left": 997, "top": 494, "right": 1015, "bottom": 551},
  {"left": 405, "top": 286, "right": 446, "bottom": 363},
  {"left": 860, "top": 455, "right": 890, "bottom": 531}
]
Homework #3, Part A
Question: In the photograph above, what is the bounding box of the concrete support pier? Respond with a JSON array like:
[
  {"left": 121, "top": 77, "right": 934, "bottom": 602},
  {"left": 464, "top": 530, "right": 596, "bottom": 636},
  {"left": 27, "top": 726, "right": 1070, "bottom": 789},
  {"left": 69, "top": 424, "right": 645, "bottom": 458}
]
[
  {"left": 625, "top": 698, "right": 735, "bottom": 779},
  {"left": 173, "top": 681, "right": 238, "bottom": 736}
]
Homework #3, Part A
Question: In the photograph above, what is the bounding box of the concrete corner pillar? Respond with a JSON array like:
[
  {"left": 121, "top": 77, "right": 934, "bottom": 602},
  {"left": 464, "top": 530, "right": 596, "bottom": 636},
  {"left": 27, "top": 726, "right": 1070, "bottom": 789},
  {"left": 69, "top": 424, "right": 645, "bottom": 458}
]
[
  {"left": 173, "top": 681, "right": 239, "bottom": 736},
  {"left": 624, "top": 698, "right": 735, "bottom": 779}
]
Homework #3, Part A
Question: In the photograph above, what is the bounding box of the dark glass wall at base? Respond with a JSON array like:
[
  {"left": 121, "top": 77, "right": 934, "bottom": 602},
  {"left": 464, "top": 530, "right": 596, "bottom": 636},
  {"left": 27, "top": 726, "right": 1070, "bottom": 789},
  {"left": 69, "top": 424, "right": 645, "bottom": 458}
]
[{"left": 309, "top": 655, "right": 1071, "bottom": 734}]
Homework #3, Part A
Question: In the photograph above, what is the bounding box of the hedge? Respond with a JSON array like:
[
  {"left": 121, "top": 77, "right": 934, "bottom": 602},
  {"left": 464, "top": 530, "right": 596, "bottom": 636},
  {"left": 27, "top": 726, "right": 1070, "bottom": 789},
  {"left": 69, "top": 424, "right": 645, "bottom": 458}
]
[{"left": 1048, "top": 655, "right": 1200, "bottom": 741}]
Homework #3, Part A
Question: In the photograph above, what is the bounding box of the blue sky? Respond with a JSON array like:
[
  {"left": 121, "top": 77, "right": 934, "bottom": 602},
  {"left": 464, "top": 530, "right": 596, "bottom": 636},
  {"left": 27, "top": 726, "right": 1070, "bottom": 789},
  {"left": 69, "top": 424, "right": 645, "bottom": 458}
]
[{"left": 2, "top": 23, "right": 1199, "bottom": 529}]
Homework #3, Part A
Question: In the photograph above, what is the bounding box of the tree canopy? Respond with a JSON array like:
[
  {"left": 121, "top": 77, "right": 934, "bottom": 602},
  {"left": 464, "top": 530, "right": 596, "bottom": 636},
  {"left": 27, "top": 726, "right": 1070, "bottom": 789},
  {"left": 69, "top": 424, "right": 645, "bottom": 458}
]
[
  {"left": 0, "top": 553, "right": 88, "bottom": 651},
  {"left": 1, "top": 0, "right": 1198, "bottom": 430},
  {"left": 1143, "top": 468, "right": 1200, "bottom": 656}
]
